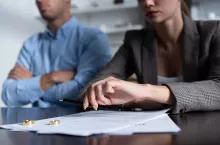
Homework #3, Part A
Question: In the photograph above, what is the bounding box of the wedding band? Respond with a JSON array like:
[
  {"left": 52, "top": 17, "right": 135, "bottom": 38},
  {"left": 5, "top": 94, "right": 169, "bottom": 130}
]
[
  {"left": 49, "top": 120, "right": 60, "bottom": 126},
  {"left": 23, "top": 120, "right": 35, "bottom": 126}
]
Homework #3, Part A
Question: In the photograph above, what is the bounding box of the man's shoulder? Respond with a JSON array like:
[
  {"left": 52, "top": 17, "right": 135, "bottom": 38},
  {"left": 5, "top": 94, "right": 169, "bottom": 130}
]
[
  {"left": 77, "top": 24, "right": 106, "bottom": 38},
  {"left": 24, "top": 33, "right": 44, "bottom": 45},
  {"left": 21, "top": 33, "right": 44, "bottom": 54},
  {"left": 76, "top": 24, "right": 109, "bottom": 47}
]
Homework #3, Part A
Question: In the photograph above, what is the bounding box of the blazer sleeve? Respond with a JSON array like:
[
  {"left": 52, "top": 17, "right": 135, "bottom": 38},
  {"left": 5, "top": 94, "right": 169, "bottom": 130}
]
[
  {"left": 78, "top": 32, "right": 135, "bottom": 98},
  {"left": 167, "top": 22, "right": 220, "bottom": 114}
]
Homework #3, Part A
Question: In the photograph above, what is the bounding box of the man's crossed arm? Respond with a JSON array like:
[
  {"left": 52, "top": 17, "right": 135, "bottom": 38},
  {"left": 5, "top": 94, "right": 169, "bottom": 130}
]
[{"left": 9, "top": 65, "right": 75, "bottom": 91}]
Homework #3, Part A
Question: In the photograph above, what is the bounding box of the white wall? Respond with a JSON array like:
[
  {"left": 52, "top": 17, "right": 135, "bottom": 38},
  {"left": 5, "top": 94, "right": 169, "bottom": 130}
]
[
  {"left": 0, "top": 0, "right": 44, "bottom": 107},
  {"left": 71, "top": 0, "right": 143, "bottom": 55},
  {"left": 191, "top": 0, "right": 220, "bottom": 20}
]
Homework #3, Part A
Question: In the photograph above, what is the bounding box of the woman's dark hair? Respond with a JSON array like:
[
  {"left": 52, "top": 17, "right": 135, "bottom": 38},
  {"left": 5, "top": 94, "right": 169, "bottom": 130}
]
[{"left": 181, "top": 0, "right": 191, "bottom": 17}]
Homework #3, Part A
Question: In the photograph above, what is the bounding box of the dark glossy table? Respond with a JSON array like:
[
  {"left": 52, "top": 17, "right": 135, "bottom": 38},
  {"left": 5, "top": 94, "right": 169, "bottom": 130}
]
[{"left": 0, "top": 106, "right": 220, "bottom": 145}]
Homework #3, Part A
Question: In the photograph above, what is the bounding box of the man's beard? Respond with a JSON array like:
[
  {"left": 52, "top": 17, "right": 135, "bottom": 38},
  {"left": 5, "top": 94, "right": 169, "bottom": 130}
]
[{"left": 41, "top": 14, "right": 55, "bottom": 22}]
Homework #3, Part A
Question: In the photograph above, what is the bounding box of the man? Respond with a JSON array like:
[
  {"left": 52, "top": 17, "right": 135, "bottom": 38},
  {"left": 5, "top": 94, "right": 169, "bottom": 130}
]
[{"left": 2, "top": 0, "right": 112, "bottom": 107}]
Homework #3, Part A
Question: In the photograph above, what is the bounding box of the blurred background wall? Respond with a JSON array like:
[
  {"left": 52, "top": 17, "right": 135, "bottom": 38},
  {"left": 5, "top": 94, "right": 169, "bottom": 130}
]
[
  {"left": 0, "top": 0, "right": 44, "bottom": 107},
  {"left": 0, "top": 0, "right": 219, "bottom": 107}
]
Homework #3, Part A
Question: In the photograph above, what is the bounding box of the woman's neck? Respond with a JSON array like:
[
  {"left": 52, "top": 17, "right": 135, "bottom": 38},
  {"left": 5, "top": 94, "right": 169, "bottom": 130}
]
[{"left": 155, "top": 10, "right": 183, "bottom": 47}]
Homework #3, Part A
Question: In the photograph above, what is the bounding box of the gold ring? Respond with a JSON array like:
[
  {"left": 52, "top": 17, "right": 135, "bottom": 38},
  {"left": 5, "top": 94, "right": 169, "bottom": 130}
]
[
  {"left": 49, "top": 120, "right": 60, "bottom": 126},
  {"left": 23, "top": 120, "right": 35, "bottom": 126}
]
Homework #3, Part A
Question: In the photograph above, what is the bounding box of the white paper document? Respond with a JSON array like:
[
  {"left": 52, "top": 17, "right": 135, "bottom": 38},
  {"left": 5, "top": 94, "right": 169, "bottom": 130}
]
[
  {"left": 0, "top": 109, "right": 180, "bottom": 136},
  {"left": 110, "top": 114, "right": 180, "bottom": 135}
]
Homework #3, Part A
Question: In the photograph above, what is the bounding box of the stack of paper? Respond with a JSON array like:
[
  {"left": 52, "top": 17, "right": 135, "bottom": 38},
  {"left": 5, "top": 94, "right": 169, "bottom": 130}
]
[{"left": 0, "top": 109, "right": 180, "bottom": 136}]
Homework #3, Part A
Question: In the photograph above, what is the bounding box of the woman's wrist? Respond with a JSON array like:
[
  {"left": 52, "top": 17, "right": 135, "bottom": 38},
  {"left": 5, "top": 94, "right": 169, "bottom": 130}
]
[{"left": 144, "top": 84, "right": 176, "bottom": 105}]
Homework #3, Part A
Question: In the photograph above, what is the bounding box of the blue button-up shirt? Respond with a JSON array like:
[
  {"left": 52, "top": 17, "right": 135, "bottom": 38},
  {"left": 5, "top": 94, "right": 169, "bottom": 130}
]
[{"left": 2, "top": 17, "right": 112, "bottom": 107}]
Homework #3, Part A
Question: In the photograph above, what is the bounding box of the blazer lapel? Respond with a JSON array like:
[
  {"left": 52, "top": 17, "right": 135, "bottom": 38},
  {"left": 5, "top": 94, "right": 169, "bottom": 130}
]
[
  {"left": 141, "top": 14, "right": 200, "bottom": 84},
  {"left": 142, "top": 28, "right": 158, "bottom": 85},
  {"left": 182, "top": 14, "right": 200, "bottom": 82}
]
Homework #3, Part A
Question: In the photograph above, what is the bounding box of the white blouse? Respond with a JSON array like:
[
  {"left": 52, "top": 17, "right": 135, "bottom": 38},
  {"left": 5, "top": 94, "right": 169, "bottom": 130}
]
[{"left": 157, "top": 76, "right": 184, "bottom": 85}]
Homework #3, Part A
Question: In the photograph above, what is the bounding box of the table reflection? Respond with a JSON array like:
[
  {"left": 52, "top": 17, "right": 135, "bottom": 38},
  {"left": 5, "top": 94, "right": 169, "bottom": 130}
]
[
  {"left": 86, "top": 134, "right": 173, "bottom": 145},
  {"left": 171, "top": 112, "right": 220, "bottom": 145},
  {"left": 0, "top": 107, "right": 79, "bottom": 125}
]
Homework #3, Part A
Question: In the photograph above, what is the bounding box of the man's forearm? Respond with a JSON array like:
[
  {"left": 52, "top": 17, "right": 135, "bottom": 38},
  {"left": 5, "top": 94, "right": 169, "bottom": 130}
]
[
  {"left": 2, "top": 77, "right": 44, "bottom": 106},
  {"left": 40, "top": 70, "right": 75, "bottom": 91},
  {"left": 43, "top": 79, "right": 83, "bottom": 101}
]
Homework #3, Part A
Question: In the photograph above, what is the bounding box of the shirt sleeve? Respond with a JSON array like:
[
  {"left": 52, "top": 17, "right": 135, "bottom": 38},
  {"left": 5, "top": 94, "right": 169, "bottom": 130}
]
[
  {"left": 2, "top": 37, "right": 44, "bottom": 106},
  {"left": 43, "top": 33, "right": 112, "bottom": 101}
]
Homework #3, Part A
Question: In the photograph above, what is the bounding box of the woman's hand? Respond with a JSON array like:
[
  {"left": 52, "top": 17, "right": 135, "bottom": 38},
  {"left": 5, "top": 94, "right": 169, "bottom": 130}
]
[
  {"left": 83, "top": 76, "right": 176, "bottom": 111},
  {"left": 123, "top": 98, "right": 166, "bottom": 110},
  {"left": 83, "top": 77, "right": 151, "bottom": 110}
]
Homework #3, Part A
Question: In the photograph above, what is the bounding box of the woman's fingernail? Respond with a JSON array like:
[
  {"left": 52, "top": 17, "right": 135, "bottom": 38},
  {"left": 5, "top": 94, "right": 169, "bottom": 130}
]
[
  {"left": 83, "top": 103, "right": 86, "bottom": 110},
  {"left": 84, "top": 102, "right": 88, "bottom": 110},
  {"left": 93, "top": 105, "right": 98, "bottom": 111}
]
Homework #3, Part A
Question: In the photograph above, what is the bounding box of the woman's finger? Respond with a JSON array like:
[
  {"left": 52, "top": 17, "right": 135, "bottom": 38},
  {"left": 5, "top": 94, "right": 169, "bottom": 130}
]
[
  {"left": 83, "top": 94, "right": 89, "bottom": 110},
  {"left": 88, "top": 86, "right": 99, "bottom": 110},
  {"left": 92, "top": 76, "right": 115, "bottom": 88},
  {"left": 95, "top": 84, "right": 110, "bottom": 105},
  {"left": 83, "top": 77, "right": 117, "bottom": 109},
  {"left": 103, "top": 81, "right": 116, "bottom": 94}
]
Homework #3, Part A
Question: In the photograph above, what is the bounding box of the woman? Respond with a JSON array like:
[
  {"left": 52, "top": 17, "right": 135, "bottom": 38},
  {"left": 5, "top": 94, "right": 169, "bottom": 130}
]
[{"left": 82, "top": 0, "right": 220, "bottom": 114}]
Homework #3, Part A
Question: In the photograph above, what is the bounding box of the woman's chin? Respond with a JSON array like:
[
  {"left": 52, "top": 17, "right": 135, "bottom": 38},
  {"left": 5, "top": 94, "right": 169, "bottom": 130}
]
[
  {"left": 150, "top": 19, "right": 163, "bottom": 25},
  {"left": 146, "top": 16, "right": 164, "bottom": 24}
]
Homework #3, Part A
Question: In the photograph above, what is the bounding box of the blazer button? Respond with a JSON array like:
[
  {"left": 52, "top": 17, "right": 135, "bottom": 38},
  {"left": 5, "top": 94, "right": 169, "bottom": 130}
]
[{"left": 180, "top": 109, "right": 186, "bottom": 113}]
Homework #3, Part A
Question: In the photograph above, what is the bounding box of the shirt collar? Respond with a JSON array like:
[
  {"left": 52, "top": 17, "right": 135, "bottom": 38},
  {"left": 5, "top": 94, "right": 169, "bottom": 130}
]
[{"left": 44, "top": 17, "right": 77, "bottom": 39}]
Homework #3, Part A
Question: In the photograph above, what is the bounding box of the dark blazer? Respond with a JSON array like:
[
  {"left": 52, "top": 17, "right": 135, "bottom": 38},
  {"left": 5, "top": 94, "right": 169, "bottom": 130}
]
[{"left": 81, "top": 14, "right": 220, "bottom": 114}]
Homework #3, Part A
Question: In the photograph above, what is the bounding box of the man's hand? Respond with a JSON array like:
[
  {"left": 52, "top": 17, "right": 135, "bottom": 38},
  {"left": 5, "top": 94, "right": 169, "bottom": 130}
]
[
  {"left": 40, "top": 70, "right": 75, "bottom": 91},
  {"left": 8, "top": 65, "right": 32, "bottom": 80},
  {"left": 51, "top": 71, "right": 75, "bottom": 83}
]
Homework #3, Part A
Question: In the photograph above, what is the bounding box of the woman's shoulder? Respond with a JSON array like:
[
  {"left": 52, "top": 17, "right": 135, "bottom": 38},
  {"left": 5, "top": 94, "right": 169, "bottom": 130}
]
[
  {"left": 195, "top": 20, "right": 220, "bottom": 27},
  {"left": 195, "top": 20, "right": 220, "bottom": 36}
]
